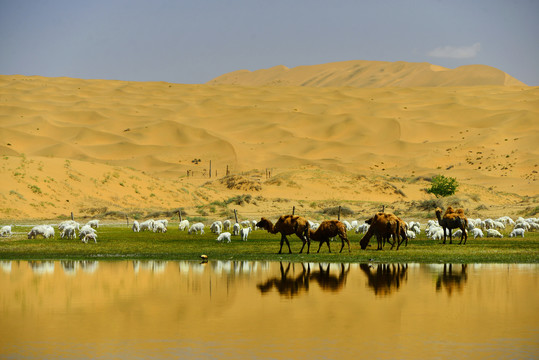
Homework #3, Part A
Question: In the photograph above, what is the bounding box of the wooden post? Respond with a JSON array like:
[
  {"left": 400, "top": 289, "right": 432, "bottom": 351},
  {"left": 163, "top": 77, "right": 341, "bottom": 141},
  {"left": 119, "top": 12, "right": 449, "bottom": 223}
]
[
  {"left": 382, "top": 205, "right": 385, "bottom": 213},
  {"left": 292, "top": 206, "right": 295, "bottom": 215},
  {"left": 338, "top": 206, "right": 341, "bottom": 221},
  {"left": 126, "top": 214, "right": 129, "bottom": 226},
  {"left": 226, "top": 165, "right": 229, "bottom": 176},
  {"left": 234, "top": 209, "right": 238, "bottom": 224},
  {"left": 179, "top": 209, "right": 183, "bottom": 222},
  {"left": 209, "top": 160, "right": 212, "bottom": 178},
  {"left": 71, "top": 212, "right": 74, "bottom": 221}
]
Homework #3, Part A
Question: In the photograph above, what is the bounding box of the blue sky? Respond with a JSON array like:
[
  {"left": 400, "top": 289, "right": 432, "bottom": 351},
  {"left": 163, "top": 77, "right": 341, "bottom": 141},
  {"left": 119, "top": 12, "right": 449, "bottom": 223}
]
[{"left": 1, "top": 0, "right": 538, "bottom": 85}]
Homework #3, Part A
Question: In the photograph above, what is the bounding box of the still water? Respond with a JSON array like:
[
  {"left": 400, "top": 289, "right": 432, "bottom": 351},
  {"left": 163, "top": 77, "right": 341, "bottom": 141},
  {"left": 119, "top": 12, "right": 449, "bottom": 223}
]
[{"left": 0, "top": 260, "right": 537, "bottom": 359}]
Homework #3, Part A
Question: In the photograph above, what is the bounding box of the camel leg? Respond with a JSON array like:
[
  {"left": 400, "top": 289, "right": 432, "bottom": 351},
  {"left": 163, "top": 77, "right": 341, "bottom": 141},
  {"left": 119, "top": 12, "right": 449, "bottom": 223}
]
[
  {"left": 339, "top": 235, "right": 351, "bottom": 253},
  {"left": 299, "top": 240, "right": 306, "bottom": 254},
  {"left": 442, "top": 228, "right": 447, "bottom": 244},
  {"left": 326, "top": 240, "right": 331, "bottom": 253},
  {"left": 316, "top": 241, "right": 323, "bottom": 253},
  {"left": 284, "top": 235, "right": 292, "bottom": 254}
]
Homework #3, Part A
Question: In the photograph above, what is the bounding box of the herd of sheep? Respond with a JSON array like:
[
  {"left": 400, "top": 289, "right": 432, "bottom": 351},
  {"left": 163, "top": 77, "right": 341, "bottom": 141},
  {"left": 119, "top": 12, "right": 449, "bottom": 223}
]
[{"left": 0, "top": 214, "right": 537, "bottom": 244}]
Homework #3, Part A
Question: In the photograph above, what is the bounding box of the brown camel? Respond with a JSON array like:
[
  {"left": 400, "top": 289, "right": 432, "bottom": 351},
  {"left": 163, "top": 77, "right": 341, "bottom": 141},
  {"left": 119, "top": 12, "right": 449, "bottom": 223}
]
[
  {"left": 308, "top": 220, "right": 350, "bottom": 253},
  {"left": 435, "top": 207, "right": 468, "bottom": 245},
  {"left": 360, "top": 212, "right": 408, "bottom": 250},
  {"left": 256, "top": 215, "right": 310, "bottom": 254}
]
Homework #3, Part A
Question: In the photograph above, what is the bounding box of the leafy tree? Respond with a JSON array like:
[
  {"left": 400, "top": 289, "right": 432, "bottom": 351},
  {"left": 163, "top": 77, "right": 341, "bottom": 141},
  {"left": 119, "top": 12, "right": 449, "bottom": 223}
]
[{"left": 426, "top": 175, "right": 459, "bottom": 197}]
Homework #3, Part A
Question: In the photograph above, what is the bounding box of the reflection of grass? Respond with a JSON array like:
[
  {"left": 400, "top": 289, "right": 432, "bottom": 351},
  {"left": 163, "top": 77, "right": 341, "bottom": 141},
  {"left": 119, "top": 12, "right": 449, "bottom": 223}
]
[{"left": 0, "top": 225, "right": 537, "bottom": 263}]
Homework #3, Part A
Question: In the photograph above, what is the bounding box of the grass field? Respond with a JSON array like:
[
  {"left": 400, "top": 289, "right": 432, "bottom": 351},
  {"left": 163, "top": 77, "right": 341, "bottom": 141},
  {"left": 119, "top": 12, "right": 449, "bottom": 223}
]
[{"left": 1, "top": 223, "right": 538, "bottom": 263}]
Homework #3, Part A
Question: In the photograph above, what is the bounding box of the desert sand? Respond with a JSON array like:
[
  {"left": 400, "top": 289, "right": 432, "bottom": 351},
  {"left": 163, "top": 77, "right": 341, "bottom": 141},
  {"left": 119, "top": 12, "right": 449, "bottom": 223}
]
[{"left": 1, "top": 60, "right": 538, "bottom": 220}]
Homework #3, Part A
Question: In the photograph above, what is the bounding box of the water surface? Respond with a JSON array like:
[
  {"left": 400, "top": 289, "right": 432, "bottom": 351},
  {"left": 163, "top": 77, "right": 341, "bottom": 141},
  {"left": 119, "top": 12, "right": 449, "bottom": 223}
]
[{"left": 1, "top": 260, "right": 537, "bottom": 359}]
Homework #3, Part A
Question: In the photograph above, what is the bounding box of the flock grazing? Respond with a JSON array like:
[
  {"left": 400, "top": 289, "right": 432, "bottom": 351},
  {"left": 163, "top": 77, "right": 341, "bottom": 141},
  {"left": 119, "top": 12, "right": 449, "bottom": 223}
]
[{"left": 1, "top": 209, "right": 538, "bottom": 253}]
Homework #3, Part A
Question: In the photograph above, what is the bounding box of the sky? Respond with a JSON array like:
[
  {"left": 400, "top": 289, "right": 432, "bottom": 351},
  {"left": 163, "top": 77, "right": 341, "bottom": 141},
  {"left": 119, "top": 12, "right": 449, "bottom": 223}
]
[{"left": 1, "top": 0, "right": 538, "bottom": 85}]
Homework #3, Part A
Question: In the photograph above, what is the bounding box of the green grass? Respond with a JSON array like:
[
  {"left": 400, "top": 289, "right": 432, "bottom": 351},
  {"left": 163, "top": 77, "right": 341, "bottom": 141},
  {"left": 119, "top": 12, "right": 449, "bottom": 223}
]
[{"left": 0, "top": 224, "right": 538, "bottom": 263}]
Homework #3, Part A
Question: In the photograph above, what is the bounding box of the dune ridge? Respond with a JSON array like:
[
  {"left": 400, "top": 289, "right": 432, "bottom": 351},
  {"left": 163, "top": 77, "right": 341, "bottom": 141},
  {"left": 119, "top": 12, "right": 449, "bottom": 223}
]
[
  {"left": 207, "top": 60, "right": 527, "bottom": 87},
  {"left": 0, "top": 71, "right": 537, "bottom": 219}
]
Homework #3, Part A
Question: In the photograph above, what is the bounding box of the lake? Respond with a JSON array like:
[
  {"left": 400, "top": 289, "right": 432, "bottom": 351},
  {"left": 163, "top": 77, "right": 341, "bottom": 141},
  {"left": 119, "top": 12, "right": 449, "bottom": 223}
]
[{"left": 0, "top": 260, "right": 537, "bottom": 359}]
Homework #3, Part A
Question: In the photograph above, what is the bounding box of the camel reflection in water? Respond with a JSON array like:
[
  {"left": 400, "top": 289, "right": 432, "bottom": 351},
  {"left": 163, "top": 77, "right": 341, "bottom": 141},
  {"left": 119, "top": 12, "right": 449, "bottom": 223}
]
[
  {"left": 359, "top": 263, "right": 408, "bottom": 296},
  {"left": 257, "top": 262, "right": 350, "bottom": 297},
  {"left": 435, "top": 264, "right": 468, "bottom": 296}
]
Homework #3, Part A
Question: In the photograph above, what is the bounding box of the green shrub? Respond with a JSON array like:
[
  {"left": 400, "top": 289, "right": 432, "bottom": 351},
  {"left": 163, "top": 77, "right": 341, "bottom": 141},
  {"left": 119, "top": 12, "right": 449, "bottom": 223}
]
[{"left": 426, "top": 175, "right": 459, "bottom": 197}]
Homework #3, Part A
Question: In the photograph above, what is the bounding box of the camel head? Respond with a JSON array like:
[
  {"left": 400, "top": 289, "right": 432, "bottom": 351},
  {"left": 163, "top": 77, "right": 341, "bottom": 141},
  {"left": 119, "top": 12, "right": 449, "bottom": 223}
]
[
  {"left": 435, "top": 207, "right": 443, "bottom": 216},
  {"left": 256, "top": 217, "right": 273, "bottom": 232}
]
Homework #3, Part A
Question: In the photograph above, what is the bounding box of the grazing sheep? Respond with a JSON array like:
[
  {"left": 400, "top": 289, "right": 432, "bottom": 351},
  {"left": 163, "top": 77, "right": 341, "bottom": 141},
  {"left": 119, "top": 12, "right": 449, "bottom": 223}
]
[
  {"left": 86, "top": 220, "right": 99, "bottom": 229},
  {"left": 139, "top": 219, "right": 155, "bottom": 232},
  {"left": 406, "top": 230, "right": 416, "bottom": 240},
  {"left": 0, "top": 225, "right": 12, "bottom": 237},
  {"left": 240, "top": 227, "right": 251, "bottom": 241},
  {"left": 342, "top": 220, "right": 353, "bottom": 231},
  {"left": 132, "top": 220, "right": 140, "bottom": 232},
  {"left": 471, "top": 228, "right": 484, "bottom": 239},
  {"left": 28, "top": 225, "right": 55, "bottom": 239},
  {"left": 510, "top": 228, "right": 525, "bottom": 238},
  {"left": 179, "top": 219, "right": 190, "bottom": 231},
  {"left": 240, "top": 220, "right": 251, "bottom": 228},
  {"left": 233, "top": 223, "right": 241, "bottom": 236},
  {"left": 59, "top": 220, "right": 80, "bottom": 231},
  {"left": 82, "top": 233, "right": 97, "bottom": 243},
  {"left": 79, "top": 225, "right": 96, "bottom": 240},
  {"left": 355, "top": 223, "right": 369, "bottom": 234},
  {"left": 188, "top": 223, "right": 205, "bottom": 234},
  {"left": 223, "top": 220, "right": 232, "bottom": 231},
  {"left": 216, "top": 232, "right": 232, "bottom": 243},
  {"left": 153, "top": 222, "right": 167, "bottom": 233},
  {"left": 486, "top": 229, "right": 503, "bottom": 238},
  {"left": 210, "top": 221, "right": 222, "bottom": 234},
  {"left": 60, "top": 225, "right": 77, "bottom": 239}
]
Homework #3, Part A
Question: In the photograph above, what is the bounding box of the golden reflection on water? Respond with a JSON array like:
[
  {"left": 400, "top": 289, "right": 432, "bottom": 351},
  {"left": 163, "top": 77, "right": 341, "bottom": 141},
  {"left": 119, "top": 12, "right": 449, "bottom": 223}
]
[{"left": 0, "top": 260, "right": 537, "bottom": 359}]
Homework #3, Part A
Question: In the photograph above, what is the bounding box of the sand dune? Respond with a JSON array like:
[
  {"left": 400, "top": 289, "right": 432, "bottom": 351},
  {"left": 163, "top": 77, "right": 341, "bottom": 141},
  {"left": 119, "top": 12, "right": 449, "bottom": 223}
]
[
  {"left": 0, "top": 66, "right": 537, "bottom": 219},
  {"left": 207, "top": 60, "right": 527, "bottom": 87}
]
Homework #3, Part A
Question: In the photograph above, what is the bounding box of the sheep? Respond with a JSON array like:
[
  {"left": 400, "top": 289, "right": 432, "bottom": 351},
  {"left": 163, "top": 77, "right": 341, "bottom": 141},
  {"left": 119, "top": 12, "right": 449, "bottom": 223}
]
[
  {"left": 179, "top": 219, "right": 190, "bottom": 231},
  {"left": 86, "top": 220, "right": 99, "bottom": 229},
  {"left": 139, "top": 219, "right": 155, "bottom": 232},
  {"left": 216, "top": 232, "right": 232, "bottom": 243},
  {"left": 223, "top": 220, "right": 232, "bottom": 231},
  {"left": 132, "top": 220, "right": 140, "bottom": 232},
  {"left": 510, "top": 228, "right": 525, "bottom": 238},
  {"left": 58, "top": 220, "right": 80, "bottom": 231},
  {"left": 233, "top": 223, "right": 241, "bottom": 236},
  {"left": 240, "top": 227, "right": 252, "bottom": 241},
  {"left": 60, "top": 225, "right": 77, "bottom": 239},
  {"left": 82, "top": 232, "right": 97, "bottom": 243},
  {"left": 28, "top": 225, "right": 55, "bottom": 239},
  {"left": 406, "top": 230, "right": 416, "bottom": 240},
  {"left": 0, "top": 225, "right": 12, "bottom": 237},
  {"left": 79, "top": 225, "right": 96, "bottom": 240},
  {"left": 155, "top": 219, "right": 168, "bottom": 228},
  {"left": 471, "top": 228, "right": 484, "bottom": 239},
  {"left": 342, "top": 220, "right": 353, "bottom": 231},
  {"left": 188, "top": 222, "right": 205, "bottom": 234},
  {"left": 241, "top": 220, "right": 251, "bottom": 228},
  {"left": 210, "top": 221, "right": 222, "bottom": 234},
  {"left": 486, "top": 229, "right": 503, "bottom": 238},
  {"left": 153, "top": 222, "right": 167, "bottom": 233},
  {"left": 355, "top": 223, "right": 369, "bottom": 234}
]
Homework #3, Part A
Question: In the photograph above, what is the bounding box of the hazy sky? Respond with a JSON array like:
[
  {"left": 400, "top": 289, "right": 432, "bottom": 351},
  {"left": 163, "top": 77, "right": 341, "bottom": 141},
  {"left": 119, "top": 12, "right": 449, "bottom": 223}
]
[{"left": 1, "top": 0, "right": 538, "bottom": 85}]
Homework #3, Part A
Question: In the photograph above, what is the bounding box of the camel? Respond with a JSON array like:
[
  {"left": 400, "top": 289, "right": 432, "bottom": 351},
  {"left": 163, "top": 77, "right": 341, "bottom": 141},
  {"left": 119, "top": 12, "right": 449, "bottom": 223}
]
[
  {"left": 308, "top": 220, "right": 351, "bottom": 253},
  {"left": 435, "top": 207, "right": 468, "bottom": 245},
  {"left": 360, "top": 212, "right": 408, "bottom": 250},
  {"left": 256, "top": 215, "right": 310, "bottom": 254}
]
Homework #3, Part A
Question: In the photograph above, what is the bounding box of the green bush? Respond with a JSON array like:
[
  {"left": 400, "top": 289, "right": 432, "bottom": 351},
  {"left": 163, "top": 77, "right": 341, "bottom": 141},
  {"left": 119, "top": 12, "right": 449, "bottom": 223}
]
[{"left": 426, "top": 175, "right": 459, "bottom": 197}]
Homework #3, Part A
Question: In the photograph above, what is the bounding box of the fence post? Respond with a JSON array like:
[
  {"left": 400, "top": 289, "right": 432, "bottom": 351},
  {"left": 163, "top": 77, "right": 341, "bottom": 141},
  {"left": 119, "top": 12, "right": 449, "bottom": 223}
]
[
  {"left": 71, "top": 212, "right": 74, "bottom": 221},
  {"left": 126, "top": 214, "right": 129, "bottom": 227},
  {"left": 209, "top": 160, "right": 212, "bottom": 178},
  {"left": 234, "top": 209, "right": 238, "bottom": 224},
  {"left": 338, "top": 206, "right": 341, "bottom": 221},
  {"left": 179, "top": 209, "right": 183, "bottom": 222},
  {"left": 292, "top": 206, "right": 295, "bottom": 215}
]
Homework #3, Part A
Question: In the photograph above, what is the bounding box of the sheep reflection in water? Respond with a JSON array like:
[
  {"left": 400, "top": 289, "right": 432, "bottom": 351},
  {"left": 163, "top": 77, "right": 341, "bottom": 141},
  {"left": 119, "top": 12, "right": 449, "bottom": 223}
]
[
  {"left": 257, "top": 262, "right": 350, "bottom": 297},
  {"left": 359, "top": 263, "right": 408, "bottom": 296},
  {"left": 435, "top": 264, "right": 468, "bottom": 296}
]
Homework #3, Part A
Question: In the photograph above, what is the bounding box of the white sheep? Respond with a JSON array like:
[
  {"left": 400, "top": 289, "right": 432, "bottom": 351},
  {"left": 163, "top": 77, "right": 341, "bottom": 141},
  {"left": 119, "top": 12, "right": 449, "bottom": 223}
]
[
  {"left": 179, "top": 219, "right": 190, "bottom": 231},
  {"left": 86, "top": 220, "right": 99, "bottom": 229},
  {"left": 342, "top": 220, "right": 353, "bottom": 231},
  {"left": 355, "top": 223, "right": 369, "bottom": 234},
  {"left": 60, "top": 225, "right": 77, "bottom": 239},
  {"left": 82, "top": 232, "right": 97, "bottom": 243},
  {"left": 240, "top": 227, "right": 252, "bottom": 241},
  {"left": 0, "top": 225, "right": 12, "bottom": 237},
  {"left": 233, "top": 223, "right": 241, "bottom": 236},
  {"left": 510, "top": 228, "right": 525, "bottom": 238},
  {"left": 471, "top": 228, "right": 484, "bottom": 239},
  {"left": 139, "top": 219, "right": 155, "bottom": 232},
  {"left": 155, "top": 219, "right": 168, "bottom": 228},
  {"left": 223, "top": 220, "right": 232, "bottom": 231},
  {"left": 216, "top": 232, "right": 232, "bottom": 243},
  {"left": 188, "top": 223, "right": 205, "bottom": 234},
  {"left": 153, "top": 222, "right": 167, "bottom": 233},
  {"left": 79, "top": 225, "right": 96, "bottom": 240},
  {"left": 240, "top": 220, "right": 251, "bottom": 228},
  {"left": 210, "top": 221, "right": 222, "bottom": 234},
  {"left": 28, "top": 225, "right": 55, "bottom": 239},
  {"left": 58, "top": 220, "right": 80, "bottom": 231},
  {"left": 132, "top": 220, "right": 140, "bottom": 232},
  {"left": 486, "top": 229, "right": 503, "bottom": 238}
]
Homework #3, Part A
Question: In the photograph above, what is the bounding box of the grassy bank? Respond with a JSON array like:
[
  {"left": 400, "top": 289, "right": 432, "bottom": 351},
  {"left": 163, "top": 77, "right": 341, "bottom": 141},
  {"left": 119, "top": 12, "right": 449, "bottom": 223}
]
[{"left": 1, "top": 224, "right": 538, "bottom": 263}]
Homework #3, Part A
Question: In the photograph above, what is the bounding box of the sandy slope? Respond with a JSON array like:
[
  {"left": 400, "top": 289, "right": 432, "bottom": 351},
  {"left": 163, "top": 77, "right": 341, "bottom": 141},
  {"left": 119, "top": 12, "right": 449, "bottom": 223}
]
[
  {"left": 0, "top": 67, "right": 537, "bottom": 220},
  {"left": 207, "top": 60, "right": 527, "bottom": 87}
]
